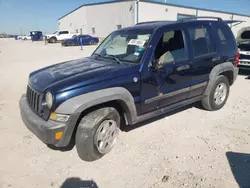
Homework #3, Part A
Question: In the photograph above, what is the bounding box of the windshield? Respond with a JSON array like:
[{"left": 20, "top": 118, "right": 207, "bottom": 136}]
[{"left": 92, "top": 29, "right": 153, "bottom": 63}]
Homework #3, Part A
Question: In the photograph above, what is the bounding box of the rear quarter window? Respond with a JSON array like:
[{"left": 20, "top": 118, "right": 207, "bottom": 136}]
[{"left": 216, "top": 24, "right": 235, "bottom": 55}]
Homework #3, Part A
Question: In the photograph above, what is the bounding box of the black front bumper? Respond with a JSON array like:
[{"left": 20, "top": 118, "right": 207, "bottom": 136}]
[{"left": 19, "top": 95, "right": 79, "bottom": 147}]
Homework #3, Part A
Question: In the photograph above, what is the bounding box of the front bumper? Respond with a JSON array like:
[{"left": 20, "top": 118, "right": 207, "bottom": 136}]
[{"left": 19, "top": 95, "right": 79, "bottom": 147}]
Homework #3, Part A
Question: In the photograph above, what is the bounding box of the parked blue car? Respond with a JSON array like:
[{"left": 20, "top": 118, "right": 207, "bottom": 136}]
[{"left": 62, "top": 35, "right": 99, "bottom": 46}]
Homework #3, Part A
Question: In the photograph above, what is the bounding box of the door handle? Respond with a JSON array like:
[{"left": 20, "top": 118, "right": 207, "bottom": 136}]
[{"left": 176, "top": 65, "right": 190, "bottom": 71}]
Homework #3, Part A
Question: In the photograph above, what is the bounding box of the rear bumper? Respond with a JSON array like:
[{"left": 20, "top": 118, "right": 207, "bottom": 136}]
[
  {"left": 238, "top": 65, "right": 250, "bottom": 71},
  {"left": 233, "top": 67, "right": 239, "bottom": 82},
  {"left": 19, "top": 95, "right": 79, "bottom": 147}
]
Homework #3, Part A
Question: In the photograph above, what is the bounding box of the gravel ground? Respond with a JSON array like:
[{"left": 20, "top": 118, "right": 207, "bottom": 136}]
[{"left": 0, "top": 39, "right": 250, "bottom": 188}]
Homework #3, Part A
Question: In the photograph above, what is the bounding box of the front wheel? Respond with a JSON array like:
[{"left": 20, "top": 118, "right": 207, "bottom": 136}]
[
  {"left": 49, "top": 37, "right": 57, "bottom": 43},
  {"left": 76, "top": 107, "right": 120, "bottom": 161},
  {"left": 201, "top": 75, "right": 230, "bottom": 111}
]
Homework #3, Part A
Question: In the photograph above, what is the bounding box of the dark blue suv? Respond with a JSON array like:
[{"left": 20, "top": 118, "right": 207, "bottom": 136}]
[{"left": 19, "top": 17, "right": 239, "bottom": 161}]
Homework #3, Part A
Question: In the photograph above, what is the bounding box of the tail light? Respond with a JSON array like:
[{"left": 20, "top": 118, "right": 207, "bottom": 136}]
[{"left": 235, "top": 51, "right": 240, "bottom": 67}]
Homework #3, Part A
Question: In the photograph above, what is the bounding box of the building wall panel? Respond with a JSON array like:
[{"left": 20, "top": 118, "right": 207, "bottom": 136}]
[
  {"left": 59, "top": 6, "right": 87, "bottom": 34},
  {"left": 85, "top": 1, "right": 134, "bottom": 37},
  {"left": 138, "top": 2, "right": 196, "bottom": 22}
]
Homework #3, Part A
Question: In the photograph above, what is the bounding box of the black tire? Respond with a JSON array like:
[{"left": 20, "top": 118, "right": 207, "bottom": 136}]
[
  {"left": 76, "top": 107, "right": 120, "bottom": 162},
  {"left": 201, "top": 75, "right": 230, "bottom": 111},
  {"left": 89, "top": 40, "right": 95, "bottom": 45},
  {"left": 68, "top": 41, "right": 74, "bottom": 46},
  {"left": 23, "top": 38, "right": 27, "bottom": 40},
  {"left": 50, "top": 37, "right": 57, "bottom": 43}
]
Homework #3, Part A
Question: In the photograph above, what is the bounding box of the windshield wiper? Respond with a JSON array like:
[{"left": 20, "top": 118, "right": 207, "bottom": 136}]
[
  {"left": 105, "top": 55, "right": 122, "bottom": 64},
  {"left": 92, "top": 53, "right": 102, "bottom": 58}
]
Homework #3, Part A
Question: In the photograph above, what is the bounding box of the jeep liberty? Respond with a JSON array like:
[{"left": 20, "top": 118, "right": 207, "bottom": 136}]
[{"left": 19, "top": 17, "right": 239, "bottom": 161}]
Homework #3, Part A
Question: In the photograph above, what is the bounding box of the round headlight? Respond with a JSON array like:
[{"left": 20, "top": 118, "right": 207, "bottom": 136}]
[{"left": 45, "top": 92, "right": 53, "bottom": 109}]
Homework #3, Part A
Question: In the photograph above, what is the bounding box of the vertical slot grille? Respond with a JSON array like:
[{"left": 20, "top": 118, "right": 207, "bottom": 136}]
[{"left": 26, "top": 86, "right": 41, "bottom": 114}]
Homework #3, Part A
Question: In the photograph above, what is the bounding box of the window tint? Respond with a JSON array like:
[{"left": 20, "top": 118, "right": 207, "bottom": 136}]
[
  {"left": 241, "top": 31, "right": 250, "bottom": 39},
  {"left": 154, "top": 30, "right": 186, "bottom": 66},
  {"left": 216, "top": 24, "right": 234, "bottom": 54},
  {"left": 218, "top": 29, "right": 226, "bottom": 41},
  {"left": 59, "top": 31, "right": 69, "bottom": 35},
  {"left": 189, "top": 26, "right": 215, "bottom": 57}
]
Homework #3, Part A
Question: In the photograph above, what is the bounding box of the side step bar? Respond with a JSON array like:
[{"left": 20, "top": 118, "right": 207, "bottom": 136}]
[{"left": 133, "top": 96, "right": 202, "bottom": 124}]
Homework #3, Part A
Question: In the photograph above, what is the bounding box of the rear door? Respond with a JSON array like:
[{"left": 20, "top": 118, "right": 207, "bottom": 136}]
[{"left": 187, "top": 22, "right": 219, "bottom": 98}]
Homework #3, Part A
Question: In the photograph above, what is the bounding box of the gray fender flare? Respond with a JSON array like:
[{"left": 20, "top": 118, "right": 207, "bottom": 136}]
[
  {"left": 203, "top": 62, "right": 237, "bottom": 96},
  {"left": 55, "top": 87, "right": 137, "bottom": 124}
]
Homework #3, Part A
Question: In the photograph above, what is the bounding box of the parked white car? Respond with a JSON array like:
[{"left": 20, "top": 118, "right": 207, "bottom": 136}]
[
  {"left": 45, "top": 30, "right": 76, "bottom": 43},
  {"left": 22, "top": 35, "right": 31, "bottom": 40}
]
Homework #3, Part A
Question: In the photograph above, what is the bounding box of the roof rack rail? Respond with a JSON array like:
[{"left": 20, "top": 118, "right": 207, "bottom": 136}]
[
  {"left": 178, "top": 16, "right": 223, "bottom": 22},
  {"left": 136, "top": 20, "right": 173, "bottom": 25}
]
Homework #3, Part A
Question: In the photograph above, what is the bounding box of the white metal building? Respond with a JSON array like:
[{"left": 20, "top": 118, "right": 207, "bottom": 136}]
[{"left": 58, "top": 0, "right": 250, "bottom": 37}]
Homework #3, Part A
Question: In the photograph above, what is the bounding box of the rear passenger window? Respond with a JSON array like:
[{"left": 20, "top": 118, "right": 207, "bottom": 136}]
[
  {"left": 216, "top": 25, "right": 234, "bottom": 54},
  {"left": 189, "top": 26, "right": 215, "bottom": 57}
]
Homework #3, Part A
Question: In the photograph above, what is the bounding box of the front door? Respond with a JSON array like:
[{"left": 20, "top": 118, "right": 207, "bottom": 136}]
[
  {"left": 141, "top": 27, "right": 192, "bottom": 113},
  {"left": 57, "top": 31, "right": 70, "bottom": 40}
]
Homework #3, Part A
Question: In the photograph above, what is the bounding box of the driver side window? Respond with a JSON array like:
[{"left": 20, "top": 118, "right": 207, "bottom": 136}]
[{"left": 154, "top": 30, "right": 187, "bottom": 67}]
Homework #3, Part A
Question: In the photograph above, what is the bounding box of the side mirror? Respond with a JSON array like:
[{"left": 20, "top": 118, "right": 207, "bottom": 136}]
[{"left": 149, "top": 59, "right": 159, "bottom": 70}]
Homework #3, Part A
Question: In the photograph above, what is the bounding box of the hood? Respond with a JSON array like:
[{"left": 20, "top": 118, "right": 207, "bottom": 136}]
[
  {"left": 46, "top": 34, "right": 55, "bottom": 38},
  {"left": 29, "top": 57, "right": 135, "bottom": 93}
]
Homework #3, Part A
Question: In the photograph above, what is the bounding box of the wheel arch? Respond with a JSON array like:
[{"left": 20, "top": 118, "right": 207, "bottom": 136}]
[
  {"left": 203, "top": 62, "right": 236, "bottom": 96},
  {"left": 55, "top": 87, "right": 137, "bottom": 125},
  {"left": 219, "top": 71, "right": 234, "bottom": 86},
  {"left": 54, "top": 88, "right": 137, "bottom": 148}
]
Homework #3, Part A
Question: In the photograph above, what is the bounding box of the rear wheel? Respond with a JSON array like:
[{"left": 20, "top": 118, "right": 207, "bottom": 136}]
[
  {"left": 75, "top": 107, "right": 120, "bottom": 161},
  {"left": 201, "top": 75, "right": 230, "bottom": 111},
  {"left": 89, "top": 40, "right": 95, "bottom": 45},
  {"left": 68, "top": 41, "right": 74, "bottom": 46}
]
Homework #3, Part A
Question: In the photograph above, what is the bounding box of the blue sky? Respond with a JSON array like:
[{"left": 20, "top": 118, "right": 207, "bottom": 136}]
[{"left": 0, "top": 0, "right": 250, "bottom": 34}]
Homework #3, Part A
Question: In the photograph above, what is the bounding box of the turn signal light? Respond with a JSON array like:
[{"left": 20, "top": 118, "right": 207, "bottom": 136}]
[{"left": 55, "top": 132, "right": 63, "bottom": 140}]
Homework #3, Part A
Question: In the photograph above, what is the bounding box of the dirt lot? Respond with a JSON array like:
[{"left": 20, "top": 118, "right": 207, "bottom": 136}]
[{"left": 0, "top": 39, "right": 250, "bottom": 188}]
